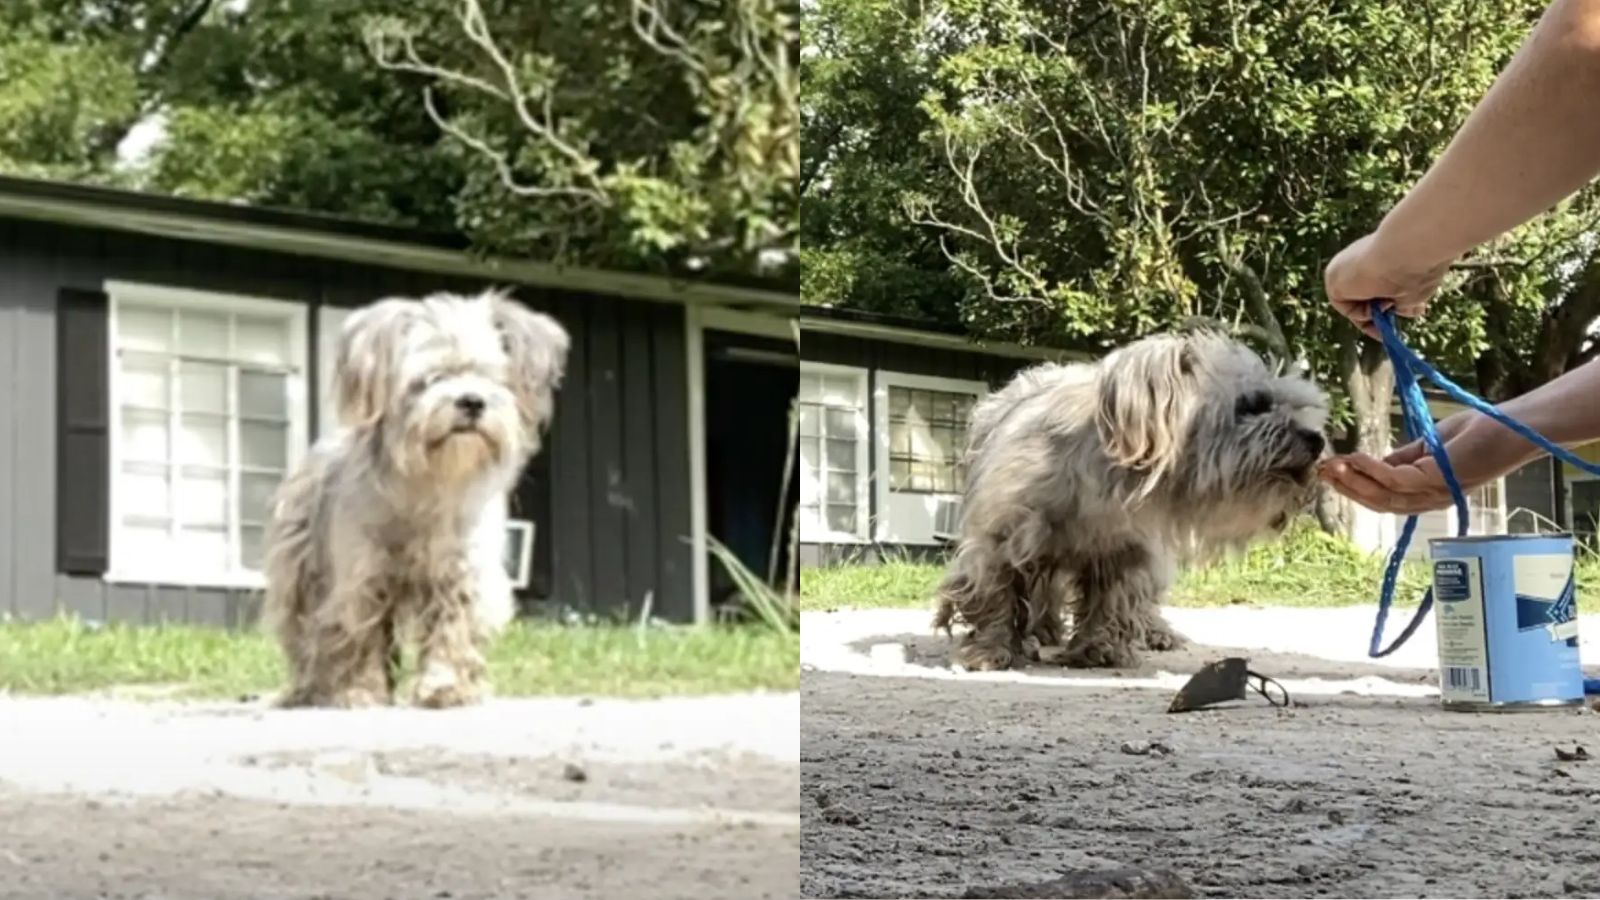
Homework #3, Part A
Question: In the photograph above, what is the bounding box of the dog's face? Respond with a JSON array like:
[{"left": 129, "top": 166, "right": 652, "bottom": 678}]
[
  {"left": 1095, "top": 330, "right": 1327, "bottom": 529},
  {"left": 333, "top": 289, "right": 569, "bottom": 483}
]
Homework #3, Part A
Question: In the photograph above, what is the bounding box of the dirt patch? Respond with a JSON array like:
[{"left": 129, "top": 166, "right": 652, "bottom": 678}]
[
  {"left": 801, "top": 608, "right": 1600, "bottom": 899},
  {"left": 0, "top": 788, "right": 796, "bottom": 900},
  {"left": 0, "top": 692, "right": 799, "bottom": 900}
]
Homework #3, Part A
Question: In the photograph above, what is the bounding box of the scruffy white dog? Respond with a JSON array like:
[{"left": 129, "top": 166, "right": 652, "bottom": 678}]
[
  {"left": 264, "top": 289, "right": 568, "bottom": 708},
  {"left": 933, "top": 328, "right": 1327, "bottom": 671}
]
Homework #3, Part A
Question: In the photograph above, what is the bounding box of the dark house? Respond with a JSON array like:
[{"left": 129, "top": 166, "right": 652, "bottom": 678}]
[{"left": 0, "top": 176, "right": 798, "bottom": 628}]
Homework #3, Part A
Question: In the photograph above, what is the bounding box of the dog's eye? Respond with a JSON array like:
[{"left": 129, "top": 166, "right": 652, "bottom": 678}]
[{"left": 1235, "top": 391, "right": 1273, "bottom": 418}]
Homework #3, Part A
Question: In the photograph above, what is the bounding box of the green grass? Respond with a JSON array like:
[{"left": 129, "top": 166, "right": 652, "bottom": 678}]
[
  {"left": 0, "top": 617, "right": 799, "bottom": 700},
  {"left": 800, "top": 520, "right": 1600, "bottom": 613}
]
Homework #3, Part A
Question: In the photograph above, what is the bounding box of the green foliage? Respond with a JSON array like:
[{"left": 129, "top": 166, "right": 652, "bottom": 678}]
[
  {"left": 0, "top": 615, "right": 799, "bottom": 698},
  {"left": 0, "top": 0, "right": 796, "bottom": 280},
  {"left": 803, "top": 0, "right": 1600, "bottom": 416},
  {"left": 800, "top": 519, "right": 1600, "bottom": 613}
]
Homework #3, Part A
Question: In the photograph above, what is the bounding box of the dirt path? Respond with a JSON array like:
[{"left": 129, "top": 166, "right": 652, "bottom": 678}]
[
  {"left": 0, "top": 692, "right": 799, "bottom": 900},
  {"left": 800, "top": 608, "right": 1600, "bottom": 900}
]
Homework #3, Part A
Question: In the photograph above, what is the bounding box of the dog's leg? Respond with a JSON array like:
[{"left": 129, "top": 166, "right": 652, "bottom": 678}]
[
  {"left": 280, "top": 575, "right": 395, "bottom": 708},
  {"left": 937, "top": 541, "right": 1023, "bottom": 671},
  {"left": 1133, "top": 550, "right": 1187, "bottom": 652},
  {"left": 412, "top": 573, "right": 488, "bottom": 709},
  {"left": 1063, "top": 543, "right": 1160, "bottom": 669}
]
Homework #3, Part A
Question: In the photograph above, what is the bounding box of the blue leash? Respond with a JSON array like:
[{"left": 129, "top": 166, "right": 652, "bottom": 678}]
[{"left": 1365, "top": 303, "right": 1600, "bottom": 693}]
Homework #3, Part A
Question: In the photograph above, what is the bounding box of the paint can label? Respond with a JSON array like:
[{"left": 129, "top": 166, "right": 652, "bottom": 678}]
[
  {"left": 1513, "top": 554, "right": 1578, "bottom": 644},
  {"left": 1433, "top": 556, "right": 1489, "bottom": 703}
]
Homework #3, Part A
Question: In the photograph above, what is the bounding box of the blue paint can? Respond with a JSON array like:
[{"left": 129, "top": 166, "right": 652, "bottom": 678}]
[{"left": 1429, "top": 534, "right": 1583, "bottom": 711}]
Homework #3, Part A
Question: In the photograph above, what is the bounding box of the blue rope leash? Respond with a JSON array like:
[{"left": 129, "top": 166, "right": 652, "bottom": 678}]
[{"left": 1365, "top": 302, "right": 1600, "bottom": 693}]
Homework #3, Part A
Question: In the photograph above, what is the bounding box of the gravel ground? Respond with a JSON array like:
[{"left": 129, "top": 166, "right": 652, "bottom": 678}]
[
  {"left": 800, "top": 607, "right": 1600, "bottom": 900},
  {"left": 0, "top": 692, "right": 799, "bottom": 900}
]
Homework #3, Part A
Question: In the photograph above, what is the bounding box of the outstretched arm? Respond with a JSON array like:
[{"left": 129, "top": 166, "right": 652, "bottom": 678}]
[
  {"left": 1319, "top": 357, "right": 1600, "bottom": 514},
  {"left": 1327, "top": 0, "right": 1600, "bottom": 334}
]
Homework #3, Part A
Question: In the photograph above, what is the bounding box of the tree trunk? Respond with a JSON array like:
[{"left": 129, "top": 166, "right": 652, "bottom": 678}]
[{"left": 1318, "top": 335, "right": 1394, "bottom": 539}]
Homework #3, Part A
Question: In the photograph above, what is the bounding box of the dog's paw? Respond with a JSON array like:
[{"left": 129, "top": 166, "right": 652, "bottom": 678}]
[
  {"left": 1140, "top": 620, "right": 1188, "bottom": 653},
  {"left": 412, "top": 663, "right": 482, "bottom": 709},
  {"left": 953, "top": 640, "right": 1015, "bottom": 672},
  {"left": 1061, "top": 635, "right": 1142, "bottom": 669}
]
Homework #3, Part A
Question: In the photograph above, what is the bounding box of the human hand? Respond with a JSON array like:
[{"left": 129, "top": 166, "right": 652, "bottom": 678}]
[
  {"left": 1324, "top": 231, "right": 1451, "bottom": 339},
  {"left": 1316, "top": 411, "right": 1504, "bottom": 514}
]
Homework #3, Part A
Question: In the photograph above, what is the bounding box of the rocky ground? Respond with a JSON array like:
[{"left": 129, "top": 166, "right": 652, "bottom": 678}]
[
  {"left": 0, "top": 692, "right": 799, "bottom": 900},
  {"left": 800, "top": 607, "right": 1600, "bottom": 899}
]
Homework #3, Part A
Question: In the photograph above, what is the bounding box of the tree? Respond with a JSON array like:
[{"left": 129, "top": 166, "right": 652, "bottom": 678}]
[
  {"left": 0, "top": 0, "right": 798, "bottom": 281},
  {"left": 364, "top": 0, "right": 798, "bottom": 279},
  {"left": 803, "top": 0, "right": 1600, "bottom": 534}
]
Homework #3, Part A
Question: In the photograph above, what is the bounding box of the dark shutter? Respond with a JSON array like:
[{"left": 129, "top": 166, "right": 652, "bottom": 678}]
[{"left": 56, "top": 288, "right": 110, "bottom": 576}]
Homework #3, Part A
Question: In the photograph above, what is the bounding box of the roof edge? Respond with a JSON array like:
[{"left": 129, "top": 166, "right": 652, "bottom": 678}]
[{"left": 0, "top": 175, "right": 799, "bottom": 311}]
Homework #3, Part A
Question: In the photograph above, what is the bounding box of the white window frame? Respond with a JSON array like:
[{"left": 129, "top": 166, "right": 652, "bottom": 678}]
[
  {"left": 873, "top": 370, "right": 989, "bottom": 545},
  {"left": 798, "top": 361, "right": 871, "bottom": 544},
  {"left": 104, "top": 280, "right": 310, "bottom": 589},
  {"left": 505, "top": 519, "right": 536, "bottom": 590}
]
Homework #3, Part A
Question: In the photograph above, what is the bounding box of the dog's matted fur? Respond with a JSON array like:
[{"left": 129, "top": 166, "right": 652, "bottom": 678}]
[
  {"left": 933, "top": 329, "right": 1328, "bottom": 671},
  {"left": 264, "top": 288, "right": 568, "bottom": 708}
]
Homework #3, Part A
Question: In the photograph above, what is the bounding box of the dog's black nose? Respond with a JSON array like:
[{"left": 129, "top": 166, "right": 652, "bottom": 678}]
[
  {"left": 455, "top": 394, "right": 486, "bottom": 419},
  {"left": 1299, "top": 429, "right": 1326, "bottom": 455}
]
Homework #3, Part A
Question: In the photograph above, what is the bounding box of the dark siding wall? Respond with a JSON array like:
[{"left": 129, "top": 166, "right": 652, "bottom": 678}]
[{"left": 0, "top": 218, "right": 694, "bottom": 626}]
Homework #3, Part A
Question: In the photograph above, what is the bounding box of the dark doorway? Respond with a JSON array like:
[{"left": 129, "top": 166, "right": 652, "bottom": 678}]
[{"left": 703, "top": 329, "right": 799, "bottom": 610}]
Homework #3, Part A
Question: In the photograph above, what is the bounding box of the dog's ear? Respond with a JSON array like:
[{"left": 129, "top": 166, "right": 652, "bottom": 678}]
[
  {"left": 485, "top": 290, "right": 570, "bottom": 436},
  {"left": 1095, "top": 334, "right": 1201, "bottom": 476},
  {"left": 333, "top": 299, "right": 417, "bottom": 429}
]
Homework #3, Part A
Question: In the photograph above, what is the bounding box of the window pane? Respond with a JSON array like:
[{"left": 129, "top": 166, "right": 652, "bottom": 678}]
[
  {"left": 826, "top": 438, "right": 854, "bottom": 471},
  {"left": 799, "top": 374, "right": 821, "bottom": 402},
  {"left": 119, "top": 463, "right": 170, "bottom": 518},
  {"left": 177, "top": 467, "right": 228, "bottom": 527},
  {"left": 178, "top": 415, "right": 227, "bottom": 466},
  {"left": 241, "top": 472, "right": 282, "bottom": 524},
  {"left": 891, "top": 423, "right": 911, "bottom": 455},
  {"left": 175, "top": 526, "right": 229, "bottom": 571},
  {"left": 236, "top": 316, "right": 289, "bottom": 367},
  {"left": 239, "top": 371, "right": 288, "bottom": 420},
  {"left": 180, "top": 362, "right": 227, "bottom": 414},
  {"left": 121, "top": 410, "right": 169, "bottom": 462},
  {"left": 119, "top": 307, "right": 170, "bottom": 353},
  {"left": 240, "top": 525, "right": 266, "bottom": 570},
  {"left": 824, "top": 408, "right": 854, "bottom": 437},
  {"left": 827, "top": 471, "right": 855, "bottom": 503},
  {"left": 121, "top": 356, "right": 169, "bottom": 409},
  {"left": 241, "top": 422, "right": 288, "bottom": 469},
  {"left": 890, "top": 459, "right": 910, "bottom": 489},
  {"left": 827, "top": 504, "right": 857, "bottom": 534},
  {"left": 119, "top": 522, "right": 173, "bottom": 566},
  {"left": 820, "top": 377, "right": 857, "bottom": 408},
  {"left": 798, "top": 405, "right": 820, "bottom": 437},
  {"left": 178, "top": 311, "right": 228, "bottom": 356},
  {"left": 889, "top": 387, "right": 910, "bottom": 417}
]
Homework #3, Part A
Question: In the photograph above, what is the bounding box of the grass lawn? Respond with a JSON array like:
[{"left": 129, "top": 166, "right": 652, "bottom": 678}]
[
  {"left": 0, "top": 617, "right": 799, "bottom": 700},
  {"left": 801, "top": 520, "right": 1600, "bottom": 614}
]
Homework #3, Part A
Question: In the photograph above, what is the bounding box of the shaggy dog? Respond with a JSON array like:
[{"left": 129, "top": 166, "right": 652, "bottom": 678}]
[
  {"left": 264, "top": 289, "right": 568, "bottom": 708},
  {"left": 932, "top": 329, "right": 1327, "bottom": 671}
]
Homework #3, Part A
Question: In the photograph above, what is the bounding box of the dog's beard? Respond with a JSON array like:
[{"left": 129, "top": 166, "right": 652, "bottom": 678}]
[{"left": 392, "top": 404, "right": 517, "bottom": 483}]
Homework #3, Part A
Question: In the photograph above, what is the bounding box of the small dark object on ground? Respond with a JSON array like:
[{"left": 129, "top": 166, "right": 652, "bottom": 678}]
[
  {"left": 1555, "top": 744, "right": 1590, "bottom": 762},
  {"left": 954, "top": 867, "right": 1194, "bottom": 899},
  {"left": 1167, "top": 657, "right": 1289, "bottom": 713},
  {"left": 562, "top": 762, "right": 588, "bottom": 783}
]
